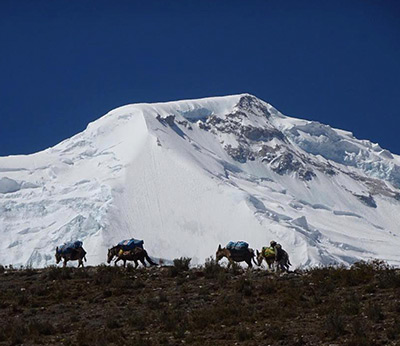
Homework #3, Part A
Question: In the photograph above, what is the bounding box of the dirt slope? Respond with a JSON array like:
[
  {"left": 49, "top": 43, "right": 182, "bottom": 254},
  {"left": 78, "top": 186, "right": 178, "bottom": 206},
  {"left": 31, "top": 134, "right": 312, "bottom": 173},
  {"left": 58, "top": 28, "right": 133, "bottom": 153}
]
[{"left": 0, "top": 261, "right": 400, "bottom": 345}]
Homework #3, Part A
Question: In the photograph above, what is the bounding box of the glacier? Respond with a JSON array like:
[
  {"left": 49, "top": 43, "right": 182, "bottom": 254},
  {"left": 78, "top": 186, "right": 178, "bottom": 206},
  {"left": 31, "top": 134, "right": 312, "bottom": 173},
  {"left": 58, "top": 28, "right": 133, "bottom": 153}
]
[{"left": 1, "top": 94, "right": 400, "bottom": 268}]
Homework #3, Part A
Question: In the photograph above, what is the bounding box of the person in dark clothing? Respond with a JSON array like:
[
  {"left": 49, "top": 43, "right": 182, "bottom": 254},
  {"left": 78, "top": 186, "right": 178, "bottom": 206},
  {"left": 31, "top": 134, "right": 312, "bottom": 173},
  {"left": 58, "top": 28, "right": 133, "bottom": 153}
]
[{"left": 270, "top": 240, "right": 291, "bottom": 272}]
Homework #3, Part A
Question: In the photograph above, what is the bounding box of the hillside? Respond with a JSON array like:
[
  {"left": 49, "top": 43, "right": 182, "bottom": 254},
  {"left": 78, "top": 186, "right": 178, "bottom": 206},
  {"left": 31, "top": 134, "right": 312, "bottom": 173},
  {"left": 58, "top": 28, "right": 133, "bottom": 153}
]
[{"left": 0, "top": 262, "right": 400, "bottom": 345}]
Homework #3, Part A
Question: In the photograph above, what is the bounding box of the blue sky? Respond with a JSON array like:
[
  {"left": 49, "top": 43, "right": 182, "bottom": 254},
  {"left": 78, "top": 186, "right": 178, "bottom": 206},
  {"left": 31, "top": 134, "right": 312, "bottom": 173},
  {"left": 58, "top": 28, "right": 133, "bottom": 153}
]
[{"left": 1, "top": 0, "right": 399, "bottom": 156}]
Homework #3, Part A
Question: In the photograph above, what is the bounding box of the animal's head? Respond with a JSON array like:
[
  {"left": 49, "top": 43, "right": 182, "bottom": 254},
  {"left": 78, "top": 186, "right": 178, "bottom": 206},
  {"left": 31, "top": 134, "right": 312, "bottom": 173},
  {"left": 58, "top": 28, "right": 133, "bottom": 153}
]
[
  {"left": 55, "top": 247, "right": 61, "bottom": 264},
  {"left": 215, "top": 244, "right": 225, "bottom": 262},
  {"left": 256, "top": 249, "right": 263, "bottom": 266},
  {"left": 107, "top": 247, "right": 115, "bottom": 264}
]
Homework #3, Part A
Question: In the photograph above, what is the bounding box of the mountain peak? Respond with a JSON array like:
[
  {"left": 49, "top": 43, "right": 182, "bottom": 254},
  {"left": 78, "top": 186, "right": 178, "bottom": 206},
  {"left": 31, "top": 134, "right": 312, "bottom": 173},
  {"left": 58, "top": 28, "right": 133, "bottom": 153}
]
[{"left": 1, "top": 95, "right": 400, "bottom": 268}]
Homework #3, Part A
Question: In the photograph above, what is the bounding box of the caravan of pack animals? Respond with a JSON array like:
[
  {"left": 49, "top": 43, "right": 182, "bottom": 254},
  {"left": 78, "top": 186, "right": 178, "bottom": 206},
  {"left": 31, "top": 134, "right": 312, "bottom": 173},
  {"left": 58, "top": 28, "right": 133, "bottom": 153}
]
[
  {"left": 55, "top": 239, "right": 291, "bottom": 272},
  {"left": 3, "top": 236, "right": 400, "bottom": 346}
]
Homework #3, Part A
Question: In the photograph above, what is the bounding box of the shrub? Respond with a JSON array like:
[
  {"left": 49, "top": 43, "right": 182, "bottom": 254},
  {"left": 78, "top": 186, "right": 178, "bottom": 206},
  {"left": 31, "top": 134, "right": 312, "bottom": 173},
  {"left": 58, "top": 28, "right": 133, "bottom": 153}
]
[
  {"left": 264, "top": 324, "right": 287, "bottom": 341},
  {"left": 236, "top": 276, "right": 253, "bottom": 296},
  {"left": 343, "top": 293, "right": 361, "bottom": 315},
  {"left": 366, "top": 303, "right": 384, "bottom": 322},
  {"left": 324, "top": 311, "right": 345, "bottom": 339},
  {"left": 94, "top": 265, "right": 121, "bottom": 285},
  {"left": 127, "top": 311, "right": 149, "bottom": 330},
  {"left": 76, "top": 329, "right": 109, "bottom": 346},
  {"left": 160, "top": 309, "right": 182, "bottom": 332},
  {"left": 173, "top": 257, "right": 191, "bottom": 271},
  {"left": 168, "top": 257, "right": 191, "bottom": 277},
  {"left": 261, "top": 278, "right": 278, "bottom": 295},
  {"left": 387, "top": 319, "right": 400, "bottom": 340},
  {"left": 106, "top": 317, "right": 121, "bottom": 329},
  {"left": 203, "top": 257, "right": 224, "bottom": 279},
  {"left": 131, "top": 335, "right": 153, "bottom": 346},
  {"left": 6, "top": 318, "right": 28, "bottom": 345},
  {"left": 230, "top": 262, "right": 243, "bottom": 275},
  {"left": 46, "top": 266, "right": 72, "bottom": 280},
  {"left": 236, "top": 325, "right": 253, "bottom": 341},
  {"left": 126, "top": 263, "right": 135, "bottom": 272},
  {"left": 376, "top": 268, "right": 400, "bottom": 289},
  {"left": 17, "top": 292, "right": 29, "bottom": 306},
  {"left": 28, "top": 319, "right": 56, "bottom": 336},
  {"left": 146, "top": 295, "right": 162, "bottom": 310}
]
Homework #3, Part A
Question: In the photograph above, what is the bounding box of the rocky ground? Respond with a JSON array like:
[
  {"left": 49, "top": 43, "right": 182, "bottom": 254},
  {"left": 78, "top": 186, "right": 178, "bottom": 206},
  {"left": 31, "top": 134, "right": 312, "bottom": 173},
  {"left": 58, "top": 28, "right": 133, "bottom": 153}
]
[{"left": 0, "top": 260, "right": 400, "bottom": 346}]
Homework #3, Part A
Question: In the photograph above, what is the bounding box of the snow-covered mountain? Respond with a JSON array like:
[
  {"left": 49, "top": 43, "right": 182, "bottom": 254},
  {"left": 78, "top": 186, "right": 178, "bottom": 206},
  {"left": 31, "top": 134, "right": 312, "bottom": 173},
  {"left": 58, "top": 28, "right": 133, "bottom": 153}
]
[{"left": 1, "top": 94, "right": 400, "bottom": 268}]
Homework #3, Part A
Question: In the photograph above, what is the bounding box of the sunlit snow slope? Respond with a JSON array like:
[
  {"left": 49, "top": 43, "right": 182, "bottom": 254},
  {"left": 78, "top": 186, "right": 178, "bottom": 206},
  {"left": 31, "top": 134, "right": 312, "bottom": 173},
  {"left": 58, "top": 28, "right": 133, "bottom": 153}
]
[{"left": 1, "top": 94, "right": 400, "bottom": 267}]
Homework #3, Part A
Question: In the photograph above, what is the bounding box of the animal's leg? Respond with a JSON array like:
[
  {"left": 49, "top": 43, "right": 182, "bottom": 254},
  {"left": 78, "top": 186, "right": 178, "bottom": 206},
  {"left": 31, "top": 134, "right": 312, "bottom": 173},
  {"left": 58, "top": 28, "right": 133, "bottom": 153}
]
[
  {"left": 246, "top": 259, "right": 252, "bottom": 268},
  {"left": 267, "top": 260, "right": 272, "bottom": 271},
  {"left": 63, "top": 260, "right": 67, "bottom": 268},
  {"left": 140, "top": 258, "right": 146, "bottom": 267},
  {"left": 284, "top": 261, "right": 290, "bottom": 272},
  {"left": 123, "top": 260, "right": 126, "bottom": 268},
  {"left": 276, "top": 261, "right": 284, "bottom": 273},
  {"left": 134, "top": 260, "right": 139, "bottom": 269},
  {"left": 274, "top": 261, "right": 279, "bottom": 273}
]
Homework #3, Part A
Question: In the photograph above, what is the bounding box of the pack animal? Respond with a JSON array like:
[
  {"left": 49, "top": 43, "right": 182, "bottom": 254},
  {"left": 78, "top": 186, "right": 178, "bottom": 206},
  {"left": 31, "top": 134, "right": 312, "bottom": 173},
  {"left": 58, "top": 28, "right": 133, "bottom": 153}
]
[
  {"left": 215, "top": 244, "right": 257, "bottom": 268},
  {"left": 256, "top": 248, "right": 276, "bottom": 270},
  {"left": 256, "top": 243, "right": 292, "bottom": 272},
  {"left": 275, "top": 248, "right": 291, "bottom": 272},
  {"left": 107, "top": 246, "right": 157, "bottom": 268},
  {"left": 55, "top": 246, "right": 87, "bottom": 268}
]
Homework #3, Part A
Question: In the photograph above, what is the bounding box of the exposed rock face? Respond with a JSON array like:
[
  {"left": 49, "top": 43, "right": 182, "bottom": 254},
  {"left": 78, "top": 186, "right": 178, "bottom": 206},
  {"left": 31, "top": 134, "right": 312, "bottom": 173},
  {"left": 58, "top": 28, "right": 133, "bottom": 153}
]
[
  {"left": 189, "top": 95, "right": 400, "bottom": 195},
  {"left": 193, "top": 95, "right": 318, "bottom": 182},
  {"left": 354, "top": 194, "right": 377, "bottom": 208},
  {"left": 156, "top": 114, "right": 176, "bottom": 126}
]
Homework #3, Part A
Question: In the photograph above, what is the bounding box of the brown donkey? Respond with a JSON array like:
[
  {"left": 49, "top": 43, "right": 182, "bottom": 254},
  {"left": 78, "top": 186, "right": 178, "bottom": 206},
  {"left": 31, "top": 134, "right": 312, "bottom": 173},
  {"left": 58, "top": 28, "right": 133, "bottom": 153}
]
[
  {"left": 215, "top": 244, "right": 256, "bottom": 268},
  {"left": 107, "top": 246, "right": 157, "bottom": 268}
]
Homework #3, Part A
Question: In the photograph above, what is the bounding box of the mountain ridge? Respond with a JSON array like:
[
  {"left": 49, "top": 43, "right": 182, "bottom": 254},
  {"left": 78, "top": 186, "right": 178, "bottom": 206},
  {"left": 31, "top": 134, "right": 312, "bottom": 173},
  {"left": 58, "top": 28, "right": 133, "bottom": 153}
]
[{"left": 1, "top": 94, "right": 400, "bottom": 267}]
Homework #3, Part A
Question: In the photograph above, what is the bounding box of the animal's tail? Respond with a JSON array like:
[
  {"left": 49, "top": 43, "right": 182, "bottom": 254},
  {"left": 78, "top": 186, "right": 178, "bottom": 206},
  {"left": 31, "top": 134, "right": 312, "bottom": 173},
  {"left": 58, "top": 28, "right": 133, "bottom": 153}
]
[
  {"left": 84, "top": 256, "right": 87, "bottom": 262},
  {"left": 286, "top": 253, "right": 292, "bottom": 267},
  {"left": 251, "top": 249, "right": 258, "bottom": 266},
  {"left": 144, "top": 250, "right": 158, "bottom": 266}
]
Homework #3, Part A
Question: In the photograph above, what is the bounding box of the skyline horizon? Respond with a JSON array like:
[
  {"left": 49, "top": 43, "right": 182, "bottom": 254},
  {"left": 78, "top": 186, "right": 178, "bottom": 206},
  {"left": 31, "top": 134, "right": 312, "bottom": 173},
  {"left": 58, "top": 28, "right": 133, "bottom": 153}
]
[{"left": 1, "top": 0, "right": 399, "bottom": 156}]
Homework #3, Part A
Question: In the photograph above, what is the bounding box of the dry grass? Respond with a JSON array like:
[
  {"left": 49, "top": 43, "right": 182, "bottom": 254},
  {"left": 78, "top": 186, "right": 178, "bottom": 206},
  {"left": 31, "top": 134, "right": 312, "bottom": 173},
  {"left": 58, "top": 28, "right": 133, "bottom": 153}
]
[{"left": 0, "top": 261, "right": 399, "bottom": 345}]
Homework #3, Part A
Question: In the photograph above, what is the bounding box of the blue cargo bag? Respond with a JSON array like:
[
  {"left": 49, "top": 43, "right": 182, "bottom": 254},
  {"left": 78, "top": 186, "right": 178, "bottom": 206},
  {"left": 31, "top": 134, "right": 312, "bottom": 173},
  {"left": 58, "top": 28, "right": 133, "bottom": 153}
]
[
  {"left": 58, "top": 240, "right": 83, "bottom": 254},
  {"left": 118, "top": 238, "right": 144, "bottom": 251},
  {"left": 226, "top": 241, "right": 249, "bottom": 251}
]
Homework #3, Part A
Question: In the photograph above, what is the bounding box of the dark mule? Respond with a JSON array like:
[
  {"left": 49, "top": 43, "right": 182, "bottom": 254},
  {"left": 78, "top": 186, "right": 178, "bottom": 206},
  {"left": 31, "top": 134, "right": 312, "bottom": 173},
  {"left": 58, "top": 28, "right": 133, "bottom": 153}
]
[
  {"left": 215, "top": 244, "right": 256, "bottom": 268},
  {"left": 55, "top": 246, "right": 87, "bottom": 267},
  {"left": 276, "top": 249, "right": 291, "bottom": 272},
  {"left": 107, "top": 246, "right": 157, "bottom": 268}
]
